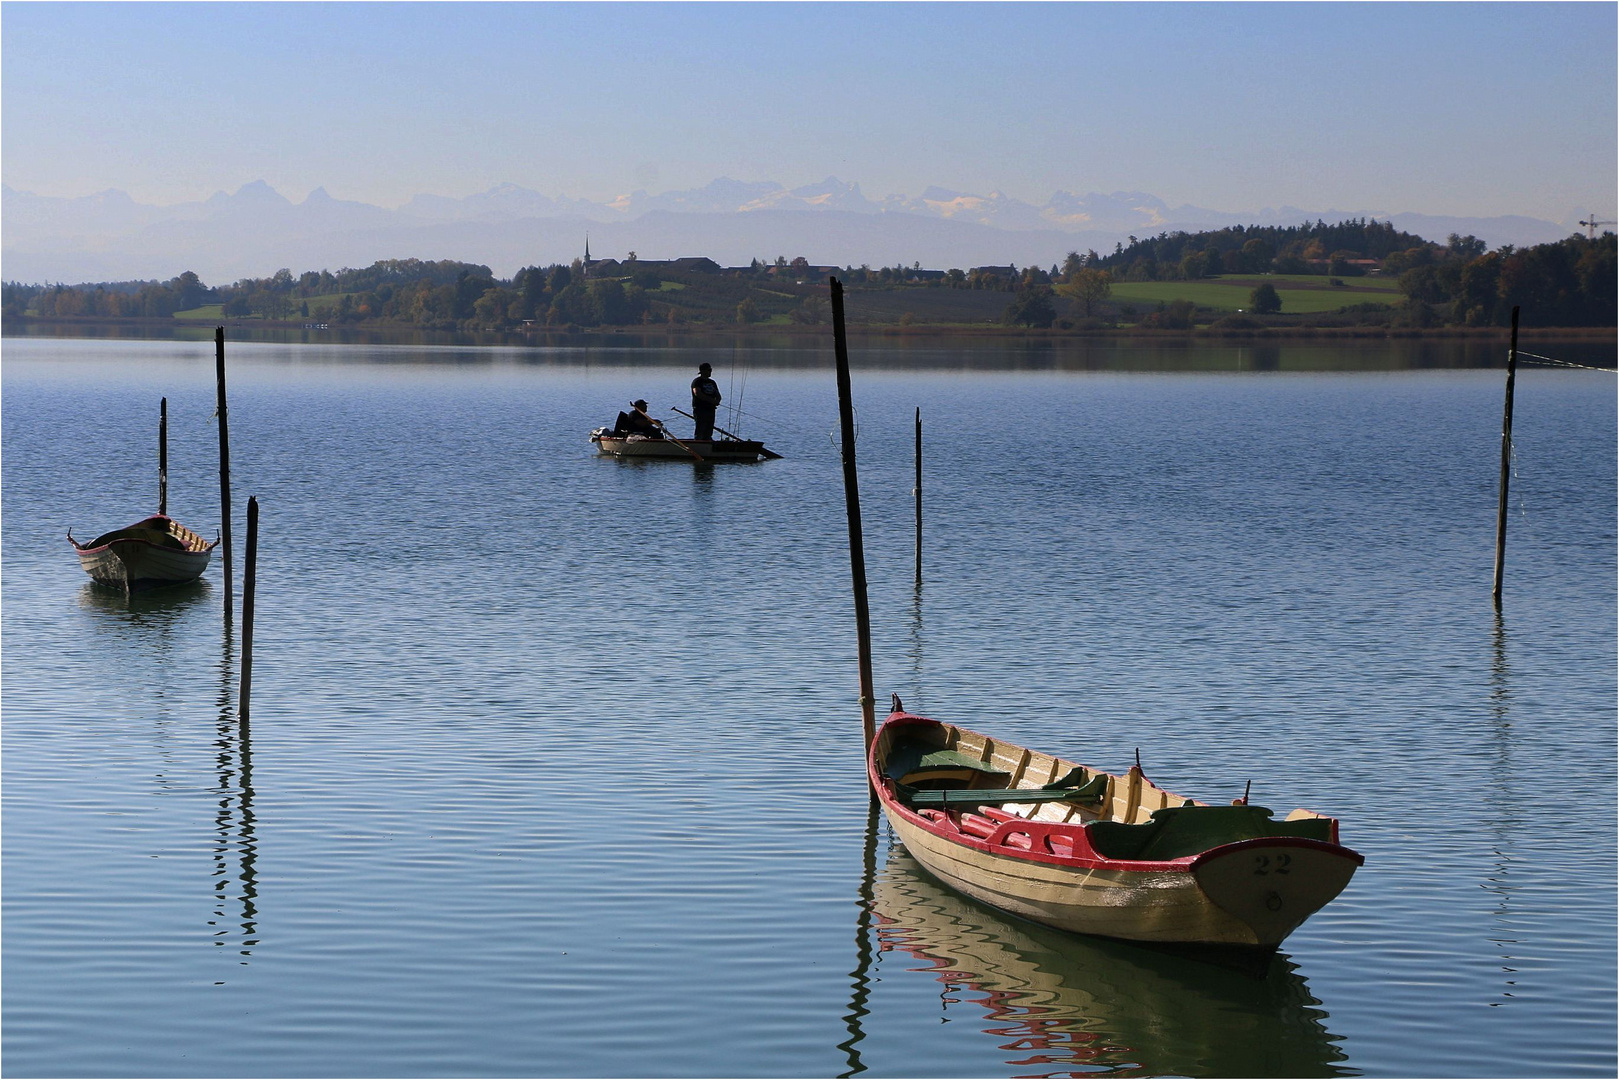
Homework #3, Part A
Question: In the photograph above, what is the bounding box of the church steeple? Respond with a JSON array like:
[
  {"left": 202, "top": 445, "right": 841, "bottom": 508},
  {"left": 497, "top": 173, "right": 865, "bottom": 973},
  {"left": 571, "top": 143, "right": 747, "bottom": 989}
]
[{"left": 584, "top": 234, "right": 591, "bottom": 277}]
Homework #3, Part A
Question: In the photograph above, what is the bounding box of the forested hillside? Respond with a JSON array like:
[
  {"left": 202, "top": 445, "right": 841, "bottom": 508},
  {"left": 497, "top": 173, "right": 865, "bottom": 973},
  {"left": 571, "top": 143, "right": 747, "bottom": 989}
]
[{"left": 4, "top": 221, "right": 1613, "bottom": 333}]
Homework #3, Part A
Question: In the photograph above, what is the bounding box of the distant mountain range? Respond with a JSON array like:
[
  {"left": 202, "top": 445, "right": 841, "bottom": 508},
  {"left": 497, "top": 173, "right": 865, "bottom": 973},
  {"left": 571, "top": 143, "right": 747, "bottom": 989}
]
[{"left": 1, "top": 177, "right": 1582, "bottom": 286}]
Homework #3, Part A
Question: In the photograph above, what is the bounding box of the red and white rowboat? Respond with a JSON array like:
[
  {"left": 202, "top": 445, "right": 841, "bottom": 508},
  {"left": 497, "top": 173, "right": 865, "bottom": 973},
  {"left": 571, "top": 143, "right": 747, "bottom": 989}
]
[{"left": 868, "top": 699, "right": 1363, "bottom": 950}]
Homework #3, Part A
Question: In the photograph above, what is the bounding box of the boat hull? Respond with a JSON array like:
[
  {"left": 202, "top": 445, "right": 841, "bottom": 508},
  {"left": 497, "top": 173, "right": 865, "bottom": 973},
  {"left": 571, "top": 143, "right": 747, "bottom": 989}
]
[
  {"left": 886, "top": 810, "right": 1357, "bottom": 948},
  {"left": 590, "top": 431, "right": 769, "bottom": 462},
  {"left": 69, "top": 515, "right": 217, "bottom": 590},
  {"left": 870, "top": 711, "right": 1362, "bottom": 950}
]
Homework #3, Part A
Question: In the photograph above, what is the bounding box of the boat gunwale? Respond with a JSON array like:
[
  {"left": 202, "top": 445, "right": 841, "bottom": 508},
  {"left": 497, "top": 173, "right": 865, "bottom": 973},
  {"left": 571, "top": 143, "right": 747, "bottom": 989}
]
[
  {"left": 589, "top": 432, "right": 767, "bottom": 455},
  {"left": 869, "top": 711, "right": 1362, "bottom": 876},
  {"left": 68, "top": 514, "right": 219, "bottom": 556}
]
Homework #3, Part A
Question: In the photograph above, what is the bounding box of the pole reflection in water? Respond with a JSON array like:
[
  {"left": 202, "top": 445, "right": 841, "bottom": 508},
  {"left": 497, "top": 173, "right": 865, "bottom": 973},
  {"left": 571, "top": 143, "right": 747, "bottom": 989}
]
[
  {"left": 77, "top": 580, "right": 259, "bottom": 961},
  {"left": 871, "top": 848, "right": 1351, "bottom": 1078},
  {"left": 210, "top": 621, "right": 259, "bottom": 964},
  {"left": 837, "top": 797, "right": 882, "bottom": 1078},
  {"left": 1484, "top": 613, "right": 1520, "bottom": 1004}
]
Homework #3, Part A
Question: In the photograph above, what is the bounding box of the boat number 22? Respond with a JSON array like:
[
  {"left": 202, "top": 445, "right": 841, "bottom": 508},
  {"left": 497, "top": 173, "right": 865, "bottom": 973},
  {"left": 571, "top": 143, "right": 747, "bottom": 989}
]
[{"left": 1253, "top": 853, "right": 1292, "bottom": 875}]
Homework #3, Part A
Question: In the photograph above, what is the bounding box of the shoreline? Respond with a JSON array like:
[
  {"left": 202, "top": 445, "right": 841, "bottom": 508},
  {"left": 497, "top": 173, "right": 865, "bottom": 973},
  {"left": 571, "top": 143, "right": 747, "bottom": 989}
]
[{"left": 4, "top": 314, "right": 1615, "bottom": 347}]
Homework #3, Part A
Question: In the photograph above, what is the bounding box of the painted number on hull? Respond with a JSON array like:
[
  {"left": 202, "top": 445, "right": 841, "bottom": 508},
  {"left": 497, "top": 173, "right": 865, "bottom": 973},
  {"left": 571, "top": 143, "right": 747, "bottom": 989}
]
[{"left": 1253, "top": 853, "right": 1292, "bottom": 875}]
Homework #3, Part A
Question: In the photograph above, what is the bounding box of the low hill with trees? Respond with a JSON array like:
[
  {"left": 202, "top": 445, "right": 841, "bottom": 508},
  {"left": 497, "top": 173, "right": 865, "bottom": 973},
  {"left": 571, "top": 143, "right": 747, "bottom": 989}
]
[{"left": 4, "top": 220, "right": 1612, "bottom": 335}]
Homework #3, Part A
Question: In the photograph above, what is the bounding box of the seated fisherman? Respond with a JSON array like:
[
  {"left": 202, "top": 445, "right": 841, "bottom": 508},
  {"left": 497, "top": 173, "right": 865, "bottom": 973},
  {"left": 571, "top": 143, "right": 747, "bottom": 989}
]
[{"left": 615, "top": 400, "right": 665, "bottom": 438}]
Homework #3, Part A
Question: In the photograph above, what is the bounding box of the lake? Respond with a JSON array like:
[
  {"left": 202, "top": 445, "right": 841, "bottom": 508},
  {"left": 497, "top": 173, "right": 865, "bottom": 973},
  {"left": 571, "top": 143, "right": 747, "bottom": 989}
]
[{"left": 3, "top": 333, "right": 1615, "bottom": 1077}]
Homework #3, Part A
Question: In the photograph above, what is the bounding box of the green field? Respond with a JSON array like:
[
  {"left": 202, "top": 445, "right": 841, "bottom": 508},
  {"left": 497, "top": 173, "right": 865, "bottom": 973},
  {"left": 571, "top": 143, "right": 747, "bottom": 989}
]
[
  {"left": 175, "top": 293, "right": 351, "bottom": 321},
  {"left": 1109, "top": 274, "right": 1400, "bottom": 314}
]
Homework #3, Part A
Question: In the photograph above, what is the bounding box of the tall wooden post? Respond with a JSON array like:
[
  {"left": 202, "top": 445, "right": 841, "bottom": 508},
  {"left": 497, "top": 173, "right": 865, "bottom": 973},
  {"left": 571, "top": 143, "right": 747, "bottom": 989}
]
[
  {"left": 215, "top": 328, "right": 233, "bottom": 620},
  {"left": 240, "top": 496, "right": 258, "bottom": 720},
  {"left": 831, "top": 278, "right": 877, "bottom": 753},
  {"left": 158, "top": 397, "right": 168, "bottom": 517},
  {"left": 914, "top": 407, "right": 923, "bottom": 586},
  {"left": 1492, "top": 307, "right": 1520, "bottom": 610}
]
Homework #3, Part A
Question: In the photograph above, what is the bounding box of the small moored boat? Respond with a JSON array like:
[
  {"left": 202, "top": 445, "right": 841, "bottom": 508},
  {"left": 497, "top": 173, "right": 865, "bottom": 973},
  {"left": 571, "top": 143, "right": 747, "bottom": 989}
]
[
  {"left": 589, "top": 429, "right": 774, "bottom": 462},
  {"left": 69, "top": 514, "right": 218, "bottom": 590},
  {"left": 869, "top": 698, "right": 1363, "bottom": 951}
]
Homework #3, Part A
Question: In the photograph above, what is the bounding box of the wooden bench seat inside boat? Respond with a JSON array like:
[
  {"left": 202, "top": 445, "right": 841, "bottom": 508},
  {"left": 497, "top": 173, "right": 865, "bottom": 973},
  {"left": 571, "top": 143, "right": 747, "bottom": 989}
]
[
  {"left": 1086, "top": 804, "right": 1335, "bottom": 861},
  {"left": 885, "top": 746, "right": 1011, "bottom": 789},
  {"left": 905, "top": 774, "right": 1108, "bottom": 809},
  {"left": 887, "top": 744, "right": 1109, "bottom": 809}
]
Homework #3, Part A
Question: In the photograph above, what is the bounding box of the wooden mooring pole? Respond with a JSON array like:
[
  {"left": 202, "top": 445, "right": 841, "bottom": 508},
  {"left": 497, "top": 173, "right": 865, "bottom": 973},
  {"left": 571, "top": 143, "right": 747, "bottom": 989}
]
[
  {"left": 914, "top": 407, "right": 922, "bottom": 586},
  {"left": 239, "top": 496, "right": 258, "bottom": 720},
  {"left": 158, "top": 397, "right": 168, "bottom": 516},
  {"left": 831, "top": 278, "right": 877, "bottom": 753},
  {"left": 216, "top": 328, "right": 233, "bottom": 621},
  {"left": 1492, "top": 307, "right": 1520, "bottom": 610}
]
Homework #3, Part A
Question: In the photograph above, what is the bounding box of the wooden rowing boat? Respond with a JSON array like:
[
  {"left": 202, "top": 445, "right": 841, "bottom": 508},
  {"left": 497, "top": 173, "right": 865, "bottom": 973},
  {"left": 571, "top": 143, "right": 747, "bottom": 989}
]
[
  {"left": 868, "top": 697, "right": 1363, "bottom": 951},
  {"left": 589, "top": 429, "right": 773, "bottom": 462},
  {"left": 68, "top": 514, "right": 218, "bottom": 590}
]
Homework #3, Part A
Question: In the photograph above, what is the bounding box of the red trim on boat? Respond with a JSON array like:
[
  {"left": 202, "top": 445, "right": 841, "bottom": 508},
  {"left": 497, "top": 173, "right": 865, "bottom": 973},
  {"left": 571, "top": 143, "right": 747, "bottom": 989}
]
[{"left": 869, "top": 710, "right": 1361, "bottom": 874}]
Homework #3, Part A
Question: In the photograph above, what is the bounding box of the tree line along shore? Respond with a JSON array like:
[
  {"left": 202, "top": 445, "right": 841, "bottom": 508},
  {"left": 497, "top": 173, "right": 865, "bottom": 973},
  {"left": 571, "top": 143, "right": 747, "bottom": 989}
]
[{"left": 4, "top": 219, "right": 1614, "bottom": 337}]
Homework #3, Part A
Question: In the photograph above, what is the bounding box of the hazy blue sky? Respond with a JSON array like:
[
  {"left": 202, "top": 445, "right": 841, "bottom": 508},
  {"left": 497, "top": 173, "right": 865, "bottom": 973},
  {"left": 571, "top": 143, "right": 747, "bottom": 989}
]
[{"left": 3, "top": 2, "right": 1614, "bottom": 221}]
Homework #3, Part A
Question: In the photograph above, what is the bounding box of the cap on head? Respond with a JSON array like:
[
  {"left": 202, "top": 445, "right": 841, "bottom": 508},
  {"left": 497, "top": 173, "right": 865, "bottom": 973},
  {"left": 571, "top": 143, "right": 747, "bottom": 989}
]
[
  {"left": 698, "top": 363, "right": 712, "bottom": 373},
  {"left": 632, "top": 399, "right": 648, "bottom": 410}
]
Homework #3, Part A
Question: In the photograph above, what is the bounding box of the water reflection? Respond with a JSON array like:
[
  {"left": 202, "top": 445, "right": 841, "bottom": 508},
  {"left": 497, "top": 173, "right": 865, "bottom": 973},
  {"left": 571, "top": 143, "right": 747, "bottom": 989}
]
[
  {"left": 210, "top": 624, "right": 259, "bottom": 967},
  {"left": 77, "top": 578, "right": 211, "bottom": 622},
  {"left": 18, "top": 322, "right": 1613, "bottom": 370},
  {"left": 1484, "top": 613, "right": 1520, "bottom": 1005},
  {"left": 838, "top": 799, "right": 882, "bottom": 1077},
  {"left": 1244, "top": 345, "right": 1283, "bottom": 371},
  {"left": 1490, "top": 612, "right": 1512, "bottom": 728},
  {"left": 76, "top": 579, "right": 262, "bottom": 964},
  {"left": 869, "top": 848, "right": 1351, "bottom": 1077}
]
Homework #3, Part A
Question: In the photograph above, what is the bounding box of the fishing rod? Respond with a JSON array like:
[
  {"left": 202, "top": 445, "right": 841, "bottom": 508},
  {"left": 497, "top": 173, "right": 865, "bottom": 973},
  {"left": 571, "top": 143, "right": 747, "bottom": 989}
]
[
  {"left": 726, "top": 404, "right": 784, "bottom": 425},
  {"left": 669, "top": 406, "right": 783, "bottom": 459}
]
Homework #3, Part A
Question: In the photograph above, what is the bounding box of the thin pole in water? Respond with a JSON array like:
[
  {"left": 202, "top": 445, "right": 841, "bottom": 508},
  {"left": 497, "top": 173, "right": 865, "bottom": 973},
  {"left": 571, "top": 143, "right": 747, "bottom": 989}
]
[
  {"left": 831, "top": 278, "right": 877, "bottom": 753},
  {"left": 158, "top": 397, "right": 168, "bottom": 517},
  {"left": 1492, "top": 306, "right": 1520, "bottom": 610},
  {"left": 216, "top": 327, "right": 234, "bottom": 622},
  {"left": 240, "top": 496, "right": 258, "bottom": 720},
  {"left": 914, "top": 407, "right": 922, "bottom": 586}
]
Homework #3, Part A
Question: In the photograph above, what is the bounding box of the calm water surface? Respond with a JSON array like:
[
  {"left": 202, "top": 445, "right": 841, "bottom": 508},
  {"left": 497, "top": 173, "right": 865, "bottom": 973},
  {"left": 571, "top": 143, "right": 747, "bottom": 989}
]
[{"left": 3, "top": 336, "right": 1615, "bottom": 1078}]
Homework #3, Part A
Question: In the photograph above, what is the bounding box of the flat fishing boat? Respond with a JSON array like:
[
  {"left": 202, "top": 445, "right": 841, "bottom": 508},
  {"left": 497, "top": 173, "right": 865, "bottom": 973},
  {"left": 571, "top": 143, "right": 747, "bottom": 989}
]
[
  {"left": 69, "top": 514, "right": 217, "bottom": 590},
  {"left": 869, "top": 698, "right": 1363, "bottom": 950},
  {"left": 589, "top": 429, "right": 774, "bottom": 462}
]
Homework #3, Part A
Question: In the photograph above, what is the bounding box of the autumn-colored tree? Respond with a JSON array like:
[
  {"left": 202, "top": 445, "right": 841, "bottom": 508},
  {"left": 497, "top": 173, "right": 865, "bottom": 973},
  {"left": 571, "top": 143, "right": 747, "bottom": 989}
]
[{"left": 1057, "top": 268, "right": 1113, "bottom": 317}]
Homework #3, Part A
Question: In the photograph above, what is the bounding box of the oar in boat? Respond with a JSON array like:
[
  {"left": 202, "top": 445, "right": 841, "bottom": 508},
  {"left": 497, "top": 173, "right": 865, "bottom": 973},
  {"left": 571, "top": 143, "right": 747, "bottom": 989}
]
[
  {"left": 635, "top": 406, "right": 704, "bottom": 462},
  {"left": 669, "top": 406, "right": 782, "bottom": 458}
]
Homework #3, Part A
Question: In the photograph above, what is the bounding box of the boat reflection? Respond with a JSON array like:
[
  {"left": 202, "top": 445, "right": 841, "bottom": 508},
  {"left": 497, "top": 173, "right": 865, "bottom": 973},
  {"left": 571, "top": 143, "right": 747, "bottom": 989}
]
[
  {"left": 870, "top": 847, "right": 1351, "bottom": 1077},
  {"left": 77, "top": 577, "right": 210, "bottom": 620}
]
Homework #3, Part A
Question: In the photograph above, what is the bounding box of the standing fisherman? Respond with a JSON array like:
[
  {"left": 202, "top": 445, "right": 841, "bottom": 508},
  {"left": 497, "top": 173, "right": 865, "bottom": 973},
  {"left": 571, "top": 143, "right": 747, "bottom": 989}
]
[{"left": 690, "top": 362, "right": 722, "bottom": 440}]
